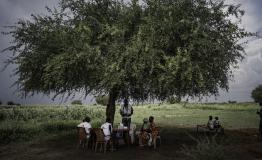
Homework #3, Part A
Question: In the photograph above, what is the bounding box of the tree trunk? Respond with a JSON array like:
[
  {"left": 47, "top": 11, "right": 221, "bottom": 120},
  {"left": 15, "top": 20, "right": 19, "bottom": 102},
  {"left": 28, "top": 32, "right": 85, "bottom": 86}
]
[{"left": 106, "top": 88, "right": 118, "bottom": 125}]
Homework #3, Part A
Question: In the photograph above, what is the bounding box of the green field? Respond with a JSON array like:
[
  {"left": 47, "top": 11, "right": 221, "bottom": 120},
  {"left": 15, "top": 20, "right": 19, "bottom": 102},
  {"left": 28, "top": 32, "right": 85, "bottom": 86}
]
[{"left": 0, "top": 103, "right": 260, "bottom": 144}]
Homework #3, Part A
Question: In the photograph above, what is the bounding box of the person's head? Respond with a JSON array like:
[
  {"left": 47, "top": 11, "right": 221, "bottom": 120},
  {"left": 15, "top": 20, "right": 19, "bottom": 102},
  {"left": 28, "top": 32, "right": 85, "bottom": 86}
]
[
  {"left": 83, "top": 116, "right": 91, "bottom": 122},
  {"left": 106, "top": 117, "right": 111, "bottom": 123},
  {"left": 215, "top": 116, "right": 219, "bottom": 120},
  {"left": 209, "top": 115, "right": 213, "bottom": 120},
  {"left": 124, "top": 98, "right": 128, "bottom": 107},
  {"left": 149, "top": 116, "right": 154, "bottom": 123},
  {"left": 143, "top": 118, "right": 148, "bottom": 123}
]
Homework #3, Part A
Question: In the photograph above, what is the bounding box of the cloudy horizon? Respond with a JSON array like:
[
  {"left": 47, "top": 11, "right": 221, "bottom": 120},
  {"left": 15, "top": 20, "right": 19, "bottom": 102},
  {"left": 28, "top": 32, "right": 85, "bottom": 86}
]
[{"left": 0, "top": 0, "right": 262, "bottom": 105}]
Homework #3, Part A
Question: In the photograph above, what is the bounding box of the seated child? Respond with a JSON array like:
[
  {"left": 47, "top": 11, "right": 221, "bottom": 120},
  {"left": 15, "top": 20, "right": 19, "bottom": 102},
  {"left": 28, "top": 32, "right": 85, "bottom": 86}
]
[
  {"left": 207, "top": 115, "right": 214, "bottom": 130},
  {"left": 101, "top": 118, "right": 112, "bottom": 141},
  {"left": 77, "top": 116, "right": 92, "bottom": 138},
  {"left": 139, "top": 118, "right": 150, "bottom": 147}
]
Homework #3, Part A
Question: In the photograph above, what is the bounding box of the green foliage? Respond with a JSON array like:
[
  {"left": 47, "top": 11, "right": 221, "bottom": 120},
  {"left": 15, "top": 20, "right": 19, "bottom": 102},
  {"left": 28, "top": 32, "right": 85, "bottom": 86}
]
[
  {"left": 7, "top": 101, "right": 15, "bottom": 105},
  {"left": 251, "top": 85, "right": 262, "bottom": 103},
  {"left": 0, "top": 105, "right": 105, "bottom": 144},
  {"left": 95, "top": 95, "right": 109, "bottom": 106},
  {"left": 167, "top": 96, "right": 181, "bottom": 104},
  {"left": 228, "top": 100, "right": 237, "bottom": 104},
  {"left": 71, "top": 100, "right": 82, "bottom": 105},
  {"left": 2, "top": 0, "right": 253, "bottom": 102},
  {"left": 180, "top": 136, "right": 225, "bottom": 160}
]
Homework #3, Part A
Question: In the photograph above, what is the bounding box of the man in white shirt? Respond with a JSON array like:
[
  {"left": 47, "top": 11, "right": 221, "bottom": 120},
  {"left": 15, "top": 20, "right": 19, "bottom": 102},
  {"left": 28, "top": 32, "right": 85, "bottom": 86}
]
[
  {"left": 120, "top": 98, "right": 133, "bottom": 128},
  {"left": 77, "top": 117, "right": 92, "bottom": 138},
  {"left": 101, "top": 118, "right": 112, "bottom": 141}
]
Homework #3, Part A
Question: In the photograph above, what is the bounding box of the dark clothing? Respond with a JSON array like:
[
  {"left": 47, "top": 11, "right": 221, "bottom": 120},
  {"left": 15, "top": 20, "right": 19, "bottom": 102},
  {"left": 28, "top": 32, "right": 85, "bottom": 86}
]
[
  {"left": 259, "top": 119, "right": 262, "bottom": 133},
  {"left": 122, "top": 117, "right": 131, "bottom": 128},
  {"left": 258, "top": 108, "right": 262, "bottom": 130},
  {"left": 259, "top": 108, "right": 262, "bottom": 119},
  {"left": 258, "top": 108, "right": 262, "bottom": 140}
]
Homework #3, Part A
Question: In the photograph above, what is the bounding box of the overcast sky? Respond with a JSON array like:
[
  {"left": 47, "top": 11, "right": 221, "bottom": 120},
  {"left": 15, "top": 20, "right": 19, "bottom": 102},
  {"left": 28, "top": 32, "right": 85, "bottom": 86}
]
[{"left": 0, "top": 0, "right": 262, "bottom": 105}]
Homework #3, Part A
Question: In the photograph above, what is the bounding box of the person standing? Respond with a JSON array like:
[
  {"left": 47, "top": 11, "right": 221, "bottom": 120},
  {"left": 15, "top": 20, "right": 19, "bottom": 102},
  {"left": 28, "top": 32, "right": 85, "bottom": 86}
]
[
  {"left": 257, "top": 102, "right": 262, "bottom": 141},
  {"left": 120, "top": 98, "right": 133, "bottom": 128}
]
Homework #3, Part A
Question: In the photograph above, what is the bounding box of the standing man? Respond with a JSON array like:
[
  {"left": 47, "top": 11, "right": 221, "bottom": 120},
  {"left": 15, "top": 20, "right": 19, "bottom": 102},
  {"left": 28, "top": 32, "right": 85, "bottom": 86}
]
[
  {"left": 257, "top": 102, "right": 262, "bottom": 141},
  {"left": 120, "top": 98, "right": 133, "bottom": 128}
]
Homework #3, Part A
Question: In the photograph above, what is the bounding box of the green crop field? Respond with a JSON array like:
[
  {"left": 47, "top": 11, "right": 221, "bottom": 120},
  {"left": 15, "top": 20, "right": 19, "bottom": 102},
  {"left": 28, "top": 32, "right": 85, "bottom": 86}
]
[{"left": 0, "top": 103, "right": 260, "bottom": 144}]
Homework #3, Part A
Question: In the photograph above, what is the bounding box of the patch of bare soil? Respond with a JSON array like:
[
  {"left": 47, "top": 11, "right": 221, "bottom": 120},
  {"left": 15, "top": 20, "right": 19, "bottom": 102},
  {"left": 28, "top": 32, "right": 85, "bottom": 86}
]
[{"left": 0, "top": 128, "right": 261, "bottom": 160}]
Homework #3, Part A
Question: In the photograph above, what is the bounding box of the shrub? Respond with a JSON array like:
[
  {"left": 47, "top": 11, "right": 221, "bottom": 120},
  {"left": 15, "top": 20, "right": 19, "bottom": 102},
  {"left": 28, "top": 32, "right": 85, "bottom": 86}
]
[
  {"left": 251, "top": 85, "right": 262, "bottom": 104},
  {"left": 7, "top": 101, "right": 15, "bottom": 105},
  {"left": 71, "top": 100, "right": 82, "bottom": 105},
  {"left": 41, "top": 121, "right": 76, "bottom": 132},
  {"left": 167, "top": 96, "right": 181, "bottom": 104},
  {"left": 180, "top": 136, "right": 225, "bottom": 160},
  {"left": 228, "top": 100, "right": 237, "bottom": 104},
  {"left": 95, "top": 95, "right": 109, "bottom": 106}
]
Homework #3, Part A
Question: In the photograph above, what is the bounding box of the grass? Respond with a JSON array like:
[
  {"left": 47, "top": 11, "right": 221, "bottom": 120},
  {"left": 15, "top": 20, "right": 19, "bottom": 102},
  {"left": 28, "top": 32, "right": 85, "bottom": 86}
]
[{"left": 0, "top": 103, "right": 260, "bottom": 144}]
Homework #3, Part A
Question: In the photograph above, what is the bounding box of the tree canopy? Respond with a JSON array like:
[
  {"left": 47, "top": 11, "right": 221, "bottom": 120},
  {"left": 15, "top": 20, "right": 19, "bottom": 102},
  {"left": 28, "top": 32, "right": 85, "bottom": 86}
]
[
  {"left": 2, "top": 0, "right": 253, "bottom": 122},
  {"left": 251, "top": 85, "right": 262, "bottom": 104}
]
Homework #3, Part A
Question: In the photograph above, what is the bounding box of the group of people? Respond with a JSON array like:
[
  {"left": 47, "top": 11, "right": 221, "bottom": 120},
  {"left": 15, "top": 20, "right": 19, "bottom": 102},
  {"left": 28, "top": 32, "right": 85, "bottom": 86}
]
[
  {"left": 77, "top": 99, "right": 133, "bottom": 144},
  {"left": 139, "top": 116, "right": 158, "bottom": 147},
  {"left": 77, "top": 98, "right": 159, "bottom": 148},
  {"left": 207, "top": 115, "right": 221, "bottom": 131},
  {"left": 77, "top": 99, "right": 262, "bottom": 149}
]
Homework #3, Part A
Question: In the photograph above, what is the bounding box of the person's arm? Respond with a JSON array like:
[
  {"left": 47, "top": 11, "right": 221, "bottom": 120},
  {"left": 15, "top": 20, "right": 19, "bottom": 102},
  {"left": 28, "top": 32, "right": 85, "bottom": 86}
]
[
  {"left": 120, "top": 106, "right": 123, "bottom": 116},
  {"left": 109, "top": 124, "right": 112, "bottom": 135}
]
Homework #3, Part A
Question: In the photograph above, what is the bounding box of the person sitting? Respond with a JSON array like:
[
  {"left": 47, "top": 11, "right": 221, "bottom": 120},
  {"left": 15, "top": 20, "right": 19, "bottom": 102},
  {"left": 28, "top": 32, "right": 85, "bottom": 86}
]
[
  {"left": 101, "top": 118, "right": 112, "bottom": 141},
  {"left": 139, "top": 118, "right": 150, "bottom": 147},
  {"left": 207, "top": 115, "right": 214, "bottom": 130},
  {"left": 214, "top": 116, "right": 220, "bottom": 129},
  {"left": 148, "top": 116, "right": 158, "bottom": 146},
  {"left": 213, "top": 116, "right": 224, "bottom": 133},
  {"left": 77, "top": 116, "right": 92, "bottom": 138}
]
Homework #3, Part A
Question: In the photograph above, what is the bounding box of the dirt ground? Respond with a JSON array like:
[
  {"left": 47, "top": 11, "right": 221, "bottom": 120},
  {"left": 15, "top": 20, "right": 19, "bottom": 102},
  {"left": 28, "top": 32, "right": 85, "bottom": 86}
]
[{"left": 0, "top": 127, "right": 262, "bottom": 160}]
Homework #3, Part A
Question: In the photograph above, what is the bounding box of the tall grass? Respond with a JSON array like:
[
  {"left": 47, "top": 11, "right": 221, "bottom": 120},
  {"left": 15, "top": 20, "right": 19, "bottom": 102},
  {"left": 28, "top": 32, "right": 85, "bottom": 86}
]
[
  {"left": 0, "top": 105, "right": 105, "bottom": 144},
  {"left": 0, "top": 103, "right": 259, "bottom": 144}
]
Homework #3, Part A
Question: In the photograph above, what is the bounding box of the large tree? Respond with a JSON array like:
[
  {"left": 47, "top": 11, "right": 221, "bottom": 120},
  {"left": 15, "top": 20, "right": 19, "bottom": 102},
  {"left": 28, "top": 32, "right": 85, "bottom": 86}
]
[{"left": 3, "top": 0, "right": 252, "bottom": 123}]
